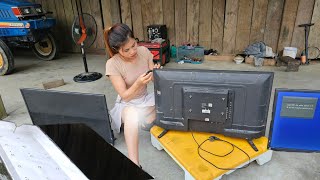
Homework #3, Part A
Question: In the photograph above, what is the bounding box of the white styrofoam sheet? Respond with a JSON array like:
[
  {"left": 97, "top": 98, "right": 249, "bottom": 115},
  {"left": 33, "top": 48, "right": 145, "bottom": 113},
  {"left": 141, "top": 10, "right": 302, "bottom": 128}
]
[{"left": 0, "top": 121, "right": 88, "bottom": 180}]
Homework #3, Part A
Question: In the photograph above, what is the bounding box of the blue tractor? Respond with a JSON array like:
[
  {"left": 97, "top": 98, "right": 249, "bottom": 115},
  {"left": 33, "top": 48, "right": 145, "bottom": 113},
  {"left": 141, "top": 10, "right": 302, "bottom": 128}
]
[{"left": 0, "top": 0, "right": 57, "bottom": 75}]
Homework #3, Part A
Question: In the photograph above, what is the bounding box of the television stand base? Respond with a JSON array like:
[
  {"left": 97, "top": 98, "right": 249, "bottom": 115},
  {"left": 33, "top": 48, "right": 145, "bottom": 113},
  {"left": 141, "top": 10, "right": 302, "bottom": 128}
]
[
  {"left": 247, "top": 139, "right": 259, "bottom": 152},
  {"left": 158, "top": 129, "right": 168, "bottom": 139}
]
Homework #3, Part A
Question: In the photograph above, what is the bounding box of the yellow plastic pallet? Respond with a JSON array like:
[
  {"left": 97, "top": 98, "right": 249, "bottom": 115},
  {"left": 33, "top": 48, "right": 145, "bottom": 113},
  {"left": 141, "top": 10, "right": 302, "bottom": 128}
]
[{"left": 150, "top": 126, "right": 272, "bottom": 180}]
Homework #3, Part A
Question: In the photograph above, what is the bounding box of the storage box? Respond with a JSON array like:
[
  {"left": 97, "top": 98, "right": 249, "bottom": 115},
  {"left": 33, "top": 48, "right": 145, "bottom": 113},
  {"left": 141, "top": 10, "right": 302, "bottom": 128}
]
[
  {"left": 138, "top": 40, "right": 170, "bottom": 65},
  {"left": 176, "top": 46, "right": 204, "bottom": 64}
]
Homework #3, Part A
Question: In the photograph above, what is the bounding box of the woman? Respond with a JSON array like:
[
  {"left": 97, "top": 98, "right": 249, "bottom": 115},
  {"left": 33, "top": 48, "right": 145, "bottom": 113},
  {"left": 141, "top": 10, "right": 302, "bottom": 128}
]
[{"left": 104, "top": 23, "right": 159, "bottom": 166}]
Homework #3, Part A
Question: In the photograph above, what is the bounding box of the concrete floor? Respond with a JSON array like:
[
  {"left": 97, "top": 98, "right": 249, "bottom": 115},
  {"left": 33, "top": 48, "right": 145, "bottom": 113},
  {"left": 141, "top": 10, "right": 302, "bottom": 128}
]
[{"left": 0, "top": 50, "right": 320, "bottom": 180}]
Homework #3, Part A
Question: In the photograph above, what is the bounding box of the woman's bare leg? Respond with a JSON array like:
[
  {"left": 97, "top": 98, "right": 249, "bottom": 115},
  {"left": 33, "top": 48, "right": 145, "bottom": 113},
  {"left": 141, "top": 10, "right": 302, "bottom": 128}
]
[
  {"left": 144, "top": 106, "right": 156, "bottom": 124},
  {"left": 122, "top": 106, "right": 140, "bottom": 165}
]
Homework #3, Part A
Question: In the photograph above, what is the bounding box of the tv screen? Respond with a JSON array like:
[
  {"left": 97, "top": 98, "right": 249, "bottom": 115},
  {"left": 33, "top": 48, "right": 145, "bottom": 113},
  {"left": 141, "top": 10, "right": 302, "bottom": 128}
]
[
  {"left": 153, "top": 69, "right": 274, "bottom": 139},
  {"left": 20, "top": 88, "right": 115, "bottom": 144}
]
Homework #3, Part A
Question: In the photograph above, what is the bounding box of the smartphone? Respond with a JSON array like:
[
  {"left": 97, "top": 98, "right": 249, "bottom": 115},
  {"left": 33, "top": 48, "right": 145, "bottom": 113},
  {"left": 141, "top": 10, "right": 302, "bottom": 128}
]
[{"left": 145, "top": 70, "right": 153, "bottom": 75}]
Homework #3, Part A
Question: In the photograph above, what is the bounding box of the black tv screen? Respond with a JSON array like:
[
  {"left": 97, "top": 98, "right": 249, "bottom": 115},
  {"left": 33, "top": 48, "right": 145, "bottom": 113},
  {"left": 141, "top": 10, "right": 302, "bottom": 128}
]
[{"left": 153, "top": 69, "right": 274, "bottom": 139}]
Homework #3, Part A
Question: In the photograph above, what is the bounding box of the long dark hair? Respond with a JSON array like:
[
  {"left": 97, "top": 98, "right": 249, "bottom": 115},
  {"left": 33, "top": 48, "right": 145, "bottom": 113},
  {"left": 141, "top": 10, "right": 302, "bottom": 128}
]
[{"left": 103, "top": 23, "right": 134, "bottom": 58}]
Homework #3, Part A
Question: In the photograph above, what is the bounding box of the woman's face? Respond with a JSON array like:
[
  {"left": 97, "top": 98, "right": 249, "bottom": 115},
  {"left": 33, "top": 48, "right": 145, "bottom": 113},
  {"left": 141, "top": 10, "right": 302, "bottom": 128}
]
[{"left": 118, "top": 37, "right": 138, "bottom": 60}]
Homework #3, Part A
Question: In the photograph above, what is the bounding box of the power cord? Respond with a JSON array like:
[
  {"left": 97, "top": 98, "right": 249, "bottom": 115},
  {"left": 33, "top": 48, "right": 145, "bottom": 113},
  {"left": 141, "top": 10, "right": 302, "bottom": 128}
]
[{"left": 191, "top": 131, "right": 251, "bottom": 170}]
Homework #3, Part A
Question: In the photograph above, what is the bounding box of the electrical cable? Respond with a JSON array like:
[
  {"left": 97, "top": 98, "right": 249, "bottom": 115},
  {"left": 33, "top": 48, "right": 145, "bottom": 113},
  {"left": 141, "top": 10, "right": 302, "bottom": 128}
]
[{"left": 191, "top": 131, "right": 251, "bottom": 170}]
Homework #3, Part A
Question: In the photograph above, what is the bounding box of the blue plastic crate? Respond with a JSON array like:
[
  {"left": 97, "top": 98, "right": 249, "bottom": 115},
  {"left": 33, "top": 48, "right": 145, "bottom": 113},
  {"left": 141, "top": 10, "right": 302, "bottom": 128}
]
[{"left": 176, "top": 45, "right": 204, "bottom": 64}]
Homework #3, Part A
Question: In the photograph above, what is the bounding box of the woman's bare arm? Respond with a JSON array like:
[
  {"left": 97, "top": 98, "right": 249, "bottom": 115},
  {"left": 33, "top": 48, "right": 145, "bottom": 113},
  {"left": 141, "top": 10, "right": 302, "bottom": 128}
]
[{"left": 108, "top": 73, "right": 152, "bottom": 102}]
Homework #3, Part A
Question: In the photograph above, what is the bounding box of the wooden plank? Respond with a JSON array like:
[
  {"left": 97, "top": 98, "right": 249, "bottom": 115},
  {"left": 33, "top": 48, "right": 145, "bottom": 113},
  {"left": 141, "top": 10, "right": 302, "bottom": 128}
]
[
  {"left": 141, "top": 0, "right": 153, "bottom": 41},
  {"left": 42, "top": 79, "right": 65, "bottom": 90},
  {"left": 309, "top": 0, "right": 320, "bottom": 50},
  {"left": 110, "top": 0, "right": 121, "bottom": 24},
  {"left": 101, "top": 0, "right": 113, "bottom": 29},
  {"left": 141, "top": 0, "right": 163, "bottom": 41},
  {"left": 175, "top": 0, "right": 187, "bottom": 46},
  {"left": 223, "top": 0, "right": 239, "bottom": 54},
  {"left": 46, "top": 0, "right": 58, "bottom": 18},
  {"left": 40, "top": 0, "right": 48, "bottom": 11},
  {"left": 211, "top": 0, "right": 225, "bottom": 53},
  {"left": 120, "top": 0, "right": 132, "bottom": 29},
  {"left": 71, "top": 0, "right": 81, "bottom": 53},
  {"left": 163, "top": 0, "right": 175, "bottom": 45},
  {"left": 277, "top": 0, "right": 299, "bottom": 52},
  {"left": 235, "top": 0, "right": 253, "bottom": 53},
  {"left": 264, "top": 0, "right": 284, "bottom": 52},
  {"left": 186, "top": 0, "right": 200, "bottom": 45},
  {"left": 131, "top": 0, "right": 144, "bottom": 41},
  {"left": 245, "top": 56, "right": 276, "bottom": 66},
  {"left": 80, "top": 0, "right": 92, "bottom": 15},
  {"left": 54, "top": 0, "right": 69, "bottom": 51},
  {"left": 249, "top": 0, "right": 269, "bottom": 44},
  {"left": 152, "top": 0, "right": 163, "bottom": 25},
  {"left": 62, "top": 0, "right": 77, "bottom": 52},
  {"left": 291, "top": 0, "right": 315, "bottom": 55},
  {"left": 91, "top": 0, "right": 105, "bottom": 49},
  {"left": 198, "top": 0, "right": 212, "bottom": 48},
  {"left": 204, "top": 55, "right": 235, "bottom": 61}
]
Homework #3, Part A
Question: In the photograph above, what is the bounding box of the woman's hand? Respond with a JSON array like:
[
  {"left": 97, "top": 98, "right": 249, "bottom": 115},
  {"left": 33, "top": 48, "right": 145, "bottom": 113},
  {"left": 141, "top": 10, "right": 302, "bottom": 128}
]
[
  {"left": 153, "top": 63, "right": 161, "bottom": 69},
  {"left": 136, "top": 71, "right": 153, "bottom": 86}
]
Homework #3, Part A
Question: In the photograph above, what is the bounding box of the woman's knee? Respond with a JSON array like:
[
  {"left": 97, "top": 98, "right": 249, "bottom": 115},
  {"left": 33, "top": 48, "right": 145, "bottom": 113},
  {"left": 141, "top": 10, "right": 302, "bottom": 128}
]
[{"left": 122, "top": 106, "right": 140, "bottom": 124}]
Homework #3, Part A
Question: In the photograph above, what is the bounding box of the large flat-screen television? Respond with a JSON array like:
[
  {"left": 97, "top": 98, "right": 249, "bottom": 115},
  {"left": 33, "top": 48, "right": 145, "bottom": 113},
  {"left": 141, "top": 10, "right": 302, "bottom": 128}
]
[{"left": 153, "top": 69, "right": 274, "bottom": 139}]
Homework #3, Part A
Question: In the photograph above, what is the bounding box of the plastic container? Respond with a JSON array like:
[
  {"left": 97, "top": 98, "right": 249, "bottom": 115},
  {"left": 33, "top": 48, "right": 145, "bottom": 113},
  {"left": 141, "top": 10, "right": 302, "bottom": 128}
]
[
  {"left": 170, "top": 45, "right": 177, "bottom": 58},
  {"left": 300, "top": 51, "right": 306, "bottom": 64},
  {"left": 176, "top": 45, "right": 204, "bottom": 63},
  {"left": 234, "top": 56, "right": 244, "bottom": 64},
  {"left": 283, "top": 47, "right": 297, "bottom": 59}
]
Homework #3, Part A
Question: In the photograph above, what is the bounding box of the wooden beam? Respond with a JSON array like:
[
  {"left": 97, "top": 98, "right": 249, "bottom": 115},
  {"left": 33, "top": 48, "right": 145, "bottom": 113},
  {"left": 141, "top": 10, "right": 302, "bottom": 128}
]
[
  {"left": 175, "top": 0, "right": 187, "bottom": 46},
  {"left": 141, "top": 0, "right": 153, "bottom": 41},
  {"left": 291, "top": 0, "right": 315, "bottom": 55},
  {"left": 223, "top": 0, "right": 239, "bottom": 54},
  {"left": 163, "top": 0, "right": 175, "bottom": 45},
  {"left": 264, "top": 0, "right": 284, "bottom": 52},
  {"left": 249, "top": 0, "right": 269, "bottom": 44},
  {"left": 211, "top": 0, "right": 225, "bottom": 53},
  {"left": 277, "top": 0, "right": 299, "bottom": 52},
  {"left": 110, "top": 0, "right": 121, "bottom": 24},
  {"left": 130, "top": 0, "right": 144, "bottom": 41},
  {"left": 309, "top": 0, "right": 320, "bottom": 50},
  {"left": 186, "top": 0, "right": 200, "bottom": 45},
  {"left": 120, "top": 0, "right": 132, "bottom": 29},
  {"left": 235, "top": 0, "right": 253, "bottom": 53},
  {"left": 91, "top": 0, "right": 105, "bottom": 49},
  {"left": 101, "top": 0, "right": 112, "bottom": 29},
  {"left": 199, "top": 0, "right": 212, "bottom": 49}
]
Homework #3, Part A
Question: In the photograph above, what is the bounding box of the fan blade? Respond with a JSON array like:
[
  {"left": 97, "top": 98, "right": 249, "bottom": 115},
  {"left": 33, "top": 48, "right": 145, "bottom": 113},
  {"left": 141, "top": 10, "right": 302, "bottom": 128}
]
[
  {"left": 79, "top": 15, "right": 86, "bottom": 29},
  {"left": 77, "top": 33, "right": 87, "bottom": 44}
]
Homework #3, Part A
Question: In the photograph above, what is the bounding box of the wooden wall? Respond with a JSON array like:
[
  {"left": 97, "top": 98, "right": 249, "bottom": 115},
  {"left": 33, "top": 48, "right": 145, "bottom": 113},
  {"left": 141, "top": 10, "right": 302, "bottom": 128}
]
[{"left": 30, "top": 0, "right": 320, "bottom": 55}]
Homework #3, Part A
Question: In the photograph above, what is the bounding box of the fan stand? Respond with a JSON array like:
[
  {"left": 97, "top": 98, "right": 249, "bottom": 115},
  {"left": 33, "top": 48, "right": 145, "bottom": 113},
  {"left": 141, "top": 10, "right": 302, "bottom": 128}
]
[
  {"left": 73, "top": 0, "right": 102, "bottom": 83},
  {"left": 73, "top": 42, "right": 102, "bottom": 82}
]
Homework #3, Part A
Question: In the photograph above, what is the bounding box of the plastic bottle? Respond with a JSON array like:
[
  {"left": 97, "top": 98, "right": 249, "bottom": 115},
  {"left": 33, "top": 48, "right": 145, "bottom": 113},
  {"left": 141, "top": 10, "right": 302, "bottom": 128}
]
[
  {"left": 170, "top": 44, "right": 177, "bottom": 58},
  {"left": 301, "top": 51, "right": 306, "bottom": 64}
]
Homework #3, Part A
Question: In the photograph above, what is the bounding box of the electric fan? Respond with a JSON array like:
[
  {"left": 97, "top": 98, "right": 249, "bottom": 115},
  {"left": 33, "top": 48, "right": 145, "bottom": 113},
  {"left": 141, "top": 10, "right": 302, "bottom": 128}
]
[{"left": 71, "top": 0, "right": 102, "bottom": 82}]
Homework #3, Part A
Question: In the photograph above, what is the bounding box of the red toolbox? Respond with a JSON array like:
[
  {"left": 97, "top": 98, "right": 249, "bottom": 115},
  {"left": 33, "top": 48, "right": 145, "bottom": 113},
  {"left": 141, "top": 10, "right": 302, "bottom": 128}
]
[{"left": 138, "top": 40, "right": 170, "bottom": 65}]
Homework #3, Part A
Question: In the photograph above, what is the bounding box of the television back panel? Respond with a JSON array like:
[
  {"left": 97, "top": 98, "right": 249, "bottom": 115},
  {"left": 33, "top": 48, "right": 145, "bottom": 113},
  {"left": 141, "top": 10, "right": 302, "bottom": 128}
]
[
  {"left": 269, "top": 89, "right": 320, "bottom": 152},
  {"left": 154, "top": 69, "right": 274, "bottom": 139}
]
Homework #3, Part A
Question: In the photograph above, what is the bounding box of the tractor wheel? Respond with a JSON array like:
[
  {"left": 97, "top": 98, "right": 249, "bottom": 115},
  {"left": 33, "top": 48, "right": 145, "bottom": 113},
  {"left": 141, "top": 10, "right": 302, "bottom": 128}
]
[
  {"left": 32, "top": 32, "right": 58, "bottom": 61},
  {"left": 0, "top": 39, "right": 14, "bottom": 76}
]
